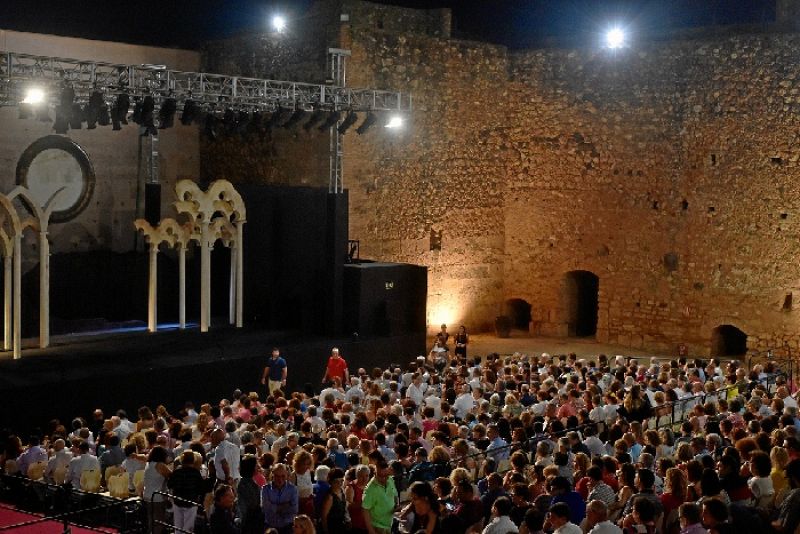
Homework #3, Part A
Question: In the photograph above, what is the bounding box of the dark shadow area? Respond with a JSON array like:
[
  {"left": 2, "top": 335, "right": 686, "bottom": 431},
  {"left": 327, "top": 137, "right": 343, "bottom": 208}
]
[
  {"left": 564, "top": 271, "right": 599, "bottom": 337},
  {"left": 711, "top": 324, "right": 748, "bottom": 357},
  {"left": 505, "top": 298, "right": 532, "bottom": 330}
]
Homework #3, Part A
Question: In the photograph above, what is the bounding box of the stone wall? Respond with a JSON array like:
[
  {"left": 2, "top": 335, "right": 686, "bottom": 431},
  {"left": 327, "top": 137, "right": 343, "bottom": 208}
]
[{"left": 195, "top": 0, "right": 800, "bottom": 355}]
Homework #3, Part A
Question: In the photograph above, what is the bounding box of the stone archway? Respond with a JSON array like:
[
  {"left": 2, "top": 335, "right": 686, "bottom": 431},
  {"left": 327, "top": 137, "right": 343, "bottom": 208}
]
[
  {"left": 505, "top": 298, "right": 532, "bottom": 330},
  {"left": 711, "top": 324, "right": 748, "bottom": 357},
  {"left": 564, "top": 270, "right": 599, "bottom": 337}
]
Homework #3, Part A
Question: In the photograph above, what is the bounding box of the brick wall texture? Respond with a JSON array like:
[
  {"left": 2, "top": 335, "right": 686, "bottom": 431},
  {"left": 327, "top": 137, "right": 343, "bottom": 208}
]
[{"left": 199, "top": 1, "right": 800, "bottom": 356}]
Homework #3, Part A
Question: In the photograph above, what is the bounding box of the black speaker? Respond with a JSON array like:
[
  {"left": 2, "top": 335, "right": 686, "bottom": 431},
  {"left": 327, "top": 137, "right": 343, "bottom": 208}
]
[{"left": 145, "top": 183, "right": 161, "bottom": 225}]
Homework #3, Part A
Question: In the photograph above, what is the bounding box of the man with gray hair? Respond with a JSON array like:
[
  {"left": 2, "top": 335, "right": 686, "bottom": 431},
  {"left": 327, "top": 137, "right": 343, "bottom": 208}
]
[{"left": 585, "top": 500, "right": 622, "bottom": 534}]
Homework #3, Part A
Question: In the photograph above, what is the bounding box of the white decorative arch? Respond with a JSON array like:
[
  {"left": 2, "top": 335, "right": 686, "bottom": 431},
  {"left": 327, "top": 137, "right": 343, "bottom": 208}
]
[{"left": 135, "top": 179, "right": 246, "bottom": 333}]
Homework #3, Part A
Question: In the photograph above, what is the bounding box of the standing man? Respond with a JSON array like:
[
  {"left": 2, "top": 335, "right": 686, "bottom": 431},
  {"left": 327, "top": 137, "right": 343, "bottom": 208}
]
[
  {"left": 362, "top": 459, "right": 398, "bottom": 534},
  {"left": 261, "top": 348, "right": 287, "bottom": 395},
  {"left": 261, "top": 463, "right": 298, "bottom": 534},
  {"left": 321, "top": 347, "right": 349, "bottom": 386}
]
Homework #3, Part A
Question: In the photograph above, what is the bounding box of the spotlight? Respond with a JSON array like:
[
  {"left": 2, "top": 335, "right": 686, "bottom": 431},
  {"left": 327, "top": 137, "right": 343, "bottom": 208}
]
[
  {"left": 282, "top": 108, "right": 307, "bottom": 129},
  {"left": 98, "top": 103, "right": 111, "bottom": 126},
  {"left": 140, "top": 95, "right": 157, "bottom": 136},
  {"left": 385, "top": 115, "right": 404, "bottom": 129},
  {"left": 69, "top": 103, "right": 84, "bottom": 129},
  {"left": 158, "top": 97, "right": 177, "bottom": 129},
  {"left": 272, "top": 15, "right": 287, "bottom": 32},
  {"left": 85, "top": 91, "right": 105, "bottom": 129},
  {"left": 53, "top": 107, "right": 70, "bottom": 134},
  {"left": 204, "top": 113, "right": 217, "bottom": 140},
  {"left": 60, "top": 86, "right": 75, "bottom": 108},
  {"left": 22, "top": 87, "right": 46, "bottom": 105},
  {"left": 318, "top": 110, "right": 341, "bottom": 131},
  {"left": 131, "top": 99, "right": 144, "bottom": 124},
  {"left": 337, "top": 110, "right": 358, "bottom": 134},
  {"left": 113, "top": 93, "right": 130, "bottom": 128},
  {"left": 356, "top": 112, "right": 377, "bottom": 135},
  {"left": 265, "top": 108, "right": 289, "bottom": 129},
  {"left": 303, "top": 109, "right": 327, "bottom": 131},
  {"left": 180, "top": 99, "right": 200, "bottom": 125},
  {"left": 605, "top": 27, "right": 625, "bottom": 49}
]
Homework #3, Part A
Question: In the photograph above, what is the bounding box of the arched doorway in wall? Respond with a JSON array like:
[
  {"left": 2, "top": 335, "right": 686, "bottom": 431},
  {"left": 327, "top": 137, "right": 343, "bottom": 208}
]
[
  {"left": 505, "top": 298, "right": 532, "bottom": 330},
  {"left": 564, "top": 271, "right": 599, "bottom": 337},
  {"left": 711, "top": 325, "right": 748, "bottom": 357}
]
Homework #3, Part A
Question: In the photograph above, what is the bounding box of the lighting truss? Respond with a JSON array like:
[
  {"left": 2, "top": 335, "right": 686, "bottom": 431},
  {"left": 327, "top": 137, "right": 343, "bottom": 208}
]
[{"left": 0, "top": 51, "right": 413, "bottom": 113}]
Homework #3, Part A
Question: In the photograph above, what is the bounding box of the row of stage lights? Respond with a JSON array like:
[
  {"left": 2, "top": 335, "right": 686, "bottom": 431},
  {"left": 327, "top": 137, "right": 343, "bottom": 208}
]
[{"left": 18, "top": 86, "right": 405, "bottom": 138}]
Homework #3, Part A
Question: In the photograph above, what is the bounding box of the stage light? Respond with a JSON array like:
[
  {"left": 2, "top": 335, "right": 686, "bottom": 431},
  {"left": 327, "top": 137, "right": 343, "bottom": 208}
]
[
  {"left": 247, "top": 111, "right": 264, "bottom": 135},
  {"left": 69, "top": 103, "right": 83, "bottom": 129},
  {"left": 180, "top": 99, "right": 200, "bottom": 125},
  {"left": 158, "top": 97, "right": 177, "bottom": 129},
  {"left": 282, "top": 108, "right": 307, "bottom": 129},
  {"left": 141, "top": 95, "right": 157, "bottom": 136},
  {"left": 113, "top": 94, "right": 130, "bottom": 129},
  {"left": 98, "top": 103, "right": 110, "bottom": 126},
  {"left": 356, "top": 112, "right": 377, "bottom": 135},
  {"left": 265, "top": 107, "right": 289, "bottom": 129},
  {"left": 272, "top": 15, "right": 287, "bottom": 32},
  {"left": 22, "top": 87, "right": 46, "bottom": 105},
  {"left": 337, "top": 110, "right": 358, "bottom": 134},
  {"left": 53, "top": 107, "right": 70, "bottom": 134},
  {"left": 204, "top": 113, "right": 218, "bottom": 140},
  {"left": 303, "top": 109, "right": 326, "bottom": 131},
  {"left": 318, "top": 110, "right": 341, "bottom": 131},
  {"left": 606, "top": 27, "right": 625, "bottom": 49},
  {"left": 222, "top": 108, "right": 237, "bottom": 135},
  {"left": 85, "top": 91, "right": 105, "bottom": 129},
  {"left": 385, "top": 115, "right": 404, "bottom": 129}
]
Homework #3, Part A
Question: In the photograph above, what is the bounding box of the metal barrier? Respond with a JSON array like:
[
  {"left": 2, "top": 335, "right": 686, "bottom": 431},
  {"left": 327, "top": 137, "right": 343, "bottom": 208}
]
[{"left": 0, "top": 473, "right": 142, "bottom": 532}]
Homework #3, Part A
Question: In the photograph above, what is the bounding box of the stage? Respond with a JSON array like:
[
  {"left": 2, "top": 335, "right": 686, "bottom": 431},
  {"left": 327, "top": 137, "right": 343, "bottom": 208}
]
[{"left": 0, "top": 323, "right": 425, "bottom": 435}]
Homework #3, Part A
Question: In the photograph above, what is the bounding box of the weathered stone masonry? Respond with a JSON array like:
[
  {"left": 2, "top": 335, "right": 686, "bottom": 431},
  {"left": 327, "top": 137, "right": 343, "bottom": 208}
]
[{"left": 202, "top": 1, "right": 800, "bottom": 356}]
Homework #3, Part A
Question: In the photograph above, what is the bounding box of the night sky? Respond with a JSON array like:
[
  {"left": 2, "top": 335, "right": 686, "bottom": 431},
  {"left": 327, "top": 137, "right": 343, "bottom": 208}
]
[{"left": 2, "top": 0, "right": 777, "bottom": 50}]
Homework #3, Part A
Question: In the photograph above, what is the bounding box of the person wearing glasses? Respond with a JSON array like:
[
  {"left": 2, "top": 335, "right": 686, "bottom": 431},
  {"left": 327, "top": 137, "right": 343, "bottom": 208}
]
[{"left": 262, "top": 463, "right": 298, "bottom": 534}]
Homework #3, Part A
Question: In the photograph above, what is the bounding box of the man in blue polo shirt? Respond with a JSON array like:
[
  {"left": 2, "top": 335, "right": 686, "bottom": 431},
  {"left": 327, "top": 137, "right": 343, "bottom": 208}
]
[{"left": 261, "top": 347, "right": 287, "bottom": 395}]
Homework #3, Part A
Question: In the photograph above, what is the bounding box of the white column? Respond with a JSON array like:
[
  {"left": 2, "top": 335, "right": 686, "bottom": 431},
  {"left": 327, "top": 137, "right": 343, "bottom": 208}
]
[
  {"left": 228, "top": 243, "right": 236, "bottom": 325},
  {"left": 13, "top": 235, "right": 21, "bottom": 359},
  {"left": 39, "top": 231, "right": 49, "bottom": 348},
  {"left": 200, "top": 221, "right": 210, "bottom": 332},
  {"left": 178, "top": 245, "right": 186, "bottom": 330},
  {"left": 3, "top": 255, "right": 11, "bottom": 351},
  {"left": 147, "top": 244, "right": 158, "bottom": 332},
  {"left": 235, "top": 222, "right": 244, "bottom": 328}
]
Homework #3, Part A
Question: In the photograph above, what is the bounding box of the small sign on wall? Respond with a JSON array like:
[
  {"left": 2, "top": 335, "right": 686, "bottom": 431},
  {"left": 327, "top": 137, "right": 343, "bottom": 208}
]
[{"left": 385, "top": 281, "right": 394, "bottom": 290}]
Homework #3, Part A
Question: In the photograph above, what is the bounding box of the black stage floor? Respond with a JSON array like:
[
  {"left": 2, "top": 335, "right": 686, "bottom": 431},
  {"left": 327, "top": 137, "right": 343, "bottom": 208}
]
[{"left": 0, "top": 324, "right": 425, "bottom": 435}]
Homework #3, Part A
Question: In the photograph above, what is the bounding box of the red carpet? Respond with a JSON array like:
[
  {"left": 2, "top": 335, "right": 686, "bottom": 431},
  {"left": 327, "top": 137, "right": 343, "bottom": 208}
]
[{"left": 0, "top": 505, "right": 116, "bottom": 533}]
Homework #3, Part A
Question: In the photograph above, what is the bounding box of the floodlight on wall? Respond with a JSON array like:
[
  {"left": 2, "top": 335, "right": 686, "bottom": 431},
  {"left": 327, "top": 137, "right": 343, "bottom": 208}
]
[
  {"left": 22, "top": 87, "right": 46, "bottom": 105},
  {"left": 385, "top": 115, "right": 404, "bottom": 129},
  {"left": 158, "top": 97, "right": 177, "bottom": 129},
  {"left": 337, "top": 110, "right": 359, "bottom": 134},
  {"left": 605, "top": 27, "right": 626, "bottom": 49},
  {"left": 356, "top": 112, "right": 377, "bottom": 135},
  {"left": 318, "top": 110, "right": 341, "bottom": 131},
  {"left": 272, "top": 15, "right": 287, "bottom": 32}
]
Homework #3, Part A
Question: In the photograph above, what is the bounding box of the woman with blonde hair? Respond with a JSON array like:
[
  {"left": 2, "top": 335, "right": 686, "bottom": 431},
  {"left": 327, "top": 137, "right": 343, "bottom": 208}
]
[
  {"left": 502, "top": 394, "right": 523, "bottom": 418},
  {"left": 660, "top": 467, "right": 687, "bottom": 520},
  {"left": 771, "top": 446, "right": 790, "bottom": 506},
  {"left": 292, "top": 514, "right": 316, "bottom": 534},
  {"left": 292, "top": 450, "right": 315, "bottom": 516}
]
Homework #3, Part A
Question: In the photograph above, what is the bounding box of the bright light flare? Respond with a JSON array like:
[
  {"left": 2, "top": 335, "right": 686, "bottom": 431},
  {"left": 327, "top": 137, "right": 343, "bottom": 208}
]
[
  {"left": 385, "top": 115, "right": 404, "bottom": 129},
  {"left": 272, "top": 15, "right": 287, "bottom": 32},
  {"left": 605, "top": 28, "right": 625, "bottom": 49},
  {"left": 22, "top": 87, "right": 46, "bottom": 105}
]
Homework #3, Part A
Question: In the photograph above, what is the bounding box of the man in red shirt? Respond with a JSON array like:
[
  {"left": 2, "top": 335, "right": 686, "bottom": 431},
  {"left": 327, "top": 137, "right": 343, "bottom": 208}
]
[{"left": 322, "top": 347, "right": 349, "bottom": 386}]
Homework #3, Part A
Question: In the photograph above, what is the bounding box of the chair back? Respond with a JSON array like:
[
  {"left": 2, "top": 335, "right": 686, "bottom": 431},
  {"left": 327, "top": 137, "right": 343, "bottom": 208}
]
[
  {"left": 133, "top": 469, "right": 145, "bottom": 497},
  {"left": 80, "top": 469, "right": 101, "bottom": 492},
  {"left": 27, "top": 461, "right": 46, "bottom": 481},
  {"left": 4, "top": 459, "right": 18, "bottom": 474},
  {"left": 53, "top": 465, "right": 67, "bottom": 485},
  {"left": 108, "top": 473, "right": 130, "bottom": 499}
]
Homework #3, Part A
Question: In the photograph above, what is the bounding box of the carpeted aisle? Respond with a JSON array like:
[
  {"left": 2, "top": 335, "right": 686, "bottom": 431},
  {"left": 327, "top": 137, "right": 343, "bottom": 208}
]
[{"left": 0, "top": 505, "right": 116, "bottom": 533}]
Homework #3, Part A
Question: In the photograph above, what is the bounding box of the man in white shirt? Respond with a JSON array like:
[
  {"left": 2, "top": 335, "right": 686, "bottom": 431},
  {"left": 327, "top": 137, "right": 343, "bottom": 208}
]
[
  {"left": 319, "top": 377, "right": 346, "bottom": 404},
  {"left": 406, "top": 373, "right": 426, "bottom": 407},
  {"left": 345, "top": 377, "right": 365, "bottom": 405},
  {"left": 210, "top": 428, "right": 240, "bottom": 485},
  {"left": 586, "top": 500, "right": 622, "bottom": 534},
  {"left": 453, "top": 384, "right": 475, "bottom": 420},
  {"left": 482, "top": 496, "right": 518, "bottom": 534},
  {"left": 45, "top": 439, "right": 72, "bottom": 483},
  {"left": 549, "top": 502, "right": 582, "bottom": 534},
  {"left": 66, "top": 441, "right": 100, "bottom": 487}
]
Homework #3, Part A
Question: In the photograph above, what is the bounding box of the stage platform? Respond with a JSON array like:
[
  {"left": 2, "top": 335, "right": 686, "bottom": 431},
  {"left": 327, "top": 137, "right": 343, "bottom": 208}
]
[{"left": 0, "top": 323, "right": 425, "bottom": 435}]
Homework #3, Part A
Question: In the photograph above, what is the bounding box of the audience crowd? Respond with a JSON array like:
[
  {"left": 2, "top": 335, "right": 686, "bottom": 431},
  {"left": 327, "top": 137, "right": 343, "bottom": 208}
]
[{"left": 2, "top": 344, "right": 800, "bottom": 534}]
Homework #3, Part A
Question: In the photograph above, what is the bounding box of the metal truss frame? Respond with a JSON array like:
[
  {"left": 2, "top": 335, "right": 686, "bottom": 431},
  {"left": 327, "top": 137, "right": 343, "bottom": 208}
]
[{"left": 0, "top": 51, "right": 412, "bottom": 113}]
